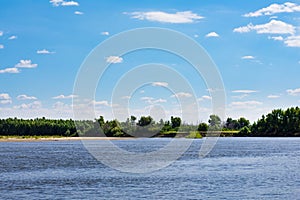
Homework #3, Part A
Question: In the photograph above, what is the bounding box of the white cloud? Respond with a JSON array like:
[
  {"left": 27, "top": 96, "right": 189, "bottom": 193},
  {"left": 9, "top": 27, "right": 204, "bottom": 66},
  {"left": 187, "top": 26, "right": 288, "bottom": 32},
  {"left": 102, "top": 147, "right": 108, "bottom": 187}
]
[
  {"left": 205, "top": 32, "right": 219, "bottom": 38},
  {"left": 0, "top": 31, "right": 3, "bottom": 36},
  {"left": 17, "top": 94, "right": 37, "bottom": 100},
  {"left": 267, "top": 95, "right": 280, "bottom": 99},
  {"left": 141, "top": 96, "right": 154, "bottom": 101},
  {"left": 0, "top": 93, "right": 12, "bottom": 104},
  {"left": 8, "top": 35, "right": 17, "bottom": 40},
  {"left": 91, "top": 100, "right": 110, "bottom": 107},
  {"left": 171, "top": 92, "right": 192, "bottom": 98},
  {"left": 0, "top": 100, "right": 12, "bottom": 104},
  {"left": 74, "top": 11, "right": 83, "bottom": 15},
  {"left": 62, "top": 1, "right": 78, "bottom": 6},
  {"left": 233, "top": 20, "right": 295, "bottom": 35},
  {"left": 284, "top": 35, "right": 300, "bottom": 47},
  {"left": 0, "top": 44, "right": 4, "bottom": 49},
  {"left": 232, "top": 90, "right": 258, "bottom": 94},
  {"left": 233, "top": 26, "right": 252, "bottom": 33},
  {"left": 0, "top": 93, "right": 11, "bottom": 100},
  {"left": 241, "top": 55, "right": 255, "bottom": 60},
  {"left": 37, "top": 49, "right": 55, "bottom": 54},
  {"left": 232, "top": 94, "right": 248, "bottom": 99},
  {"left": 50, "top": 0, "right": 63, "bottom": 6},
  {"left": 201, "top": 95, "right": 212, "bottom": 100},
  {"left": 121, "top": 96, "right": 131, "bottom": 100},
  {"left": 244, "top": 2, "right": 300, "bottom": 17},
  {"left": 287, "top": 88, "right": 300, "bottom": 96},
  {"left": 0, "top": 67, "right": 20, "bottom": 74},
  {"left": 268, "top": 36, "right": 284, "bottom": 41},
  {"left": 52, "top": 94, "right": 77, "bottom": 99},
  {"left": 141, "top": 96, "right": 167, "bottom": 104},
  {"left": 198, "top": 95, "right": 212, "bottom": 101},
  {"left": 53, "top": 101, "right": 71, "bottom": 109},
  {"left": 106, "top": 56, "right": 123, "bottom": 64},
  {"left": 194, "top": 34, "right": 199, "bottom": 38},
  {"left": 101, "top": 32, "right": 110, "bottom": 36},
  {"left": 50, "top": 0, "right": 79, "bottom": 7},
  {"left": 15, "top": 60, "right": 38, "bottom": 68},
  {"left": 13, "top": 101, "right": 42, "bottom": 109},
  {"left": 152, "top": 82, "right": 168, "bottom": 87},
  {"left": 152, "top": 98, "right": 167, "bottom": 104},
  {"left": 231, "top": 101, "right": 262, "bottom": 108},
  {"left": 127, "top": 11, "right": 203, "bottom": 24}
]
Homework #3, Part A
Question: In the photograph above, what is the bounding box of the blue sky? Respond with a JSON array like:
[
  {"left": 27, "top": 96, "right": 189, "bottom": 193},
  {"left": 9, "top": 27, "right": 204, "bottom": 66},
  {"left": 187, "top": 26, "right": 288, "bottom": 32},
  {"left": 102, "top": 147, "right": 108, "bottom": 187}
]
[{"left": 0, "top": 0, "right": 300, "bottom": 123}]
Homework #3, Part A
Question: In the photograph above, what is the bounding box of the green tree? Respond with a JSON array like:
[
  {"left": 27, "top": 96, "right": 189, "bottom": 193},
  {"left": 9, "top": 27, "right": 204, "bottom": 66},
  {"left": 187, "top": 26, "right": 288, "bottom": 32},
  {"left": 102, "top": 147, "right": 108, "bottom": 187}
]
[
  {"left": 198, "top": 122, "right": 208, "bottom": 131},
  {"left": 171, "top": 116, "right": 181, "bottom": 130},
  {"left": 137, "top": 116, "right": 153, "bottom": 127},
  {"left": 208, "top": 115, "right": 221, "bottom": 130}
]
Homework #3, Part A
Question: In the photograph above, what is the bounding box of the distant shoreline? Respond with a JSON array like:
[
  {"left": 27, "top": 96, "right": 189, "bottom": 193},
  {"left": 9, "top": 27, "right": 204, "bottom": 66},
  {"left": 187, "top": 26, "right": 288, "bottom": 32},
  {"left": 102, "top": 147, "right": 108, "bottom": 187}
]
[{"left": 0, "top": 136, "right": 134, "bottom": 142}]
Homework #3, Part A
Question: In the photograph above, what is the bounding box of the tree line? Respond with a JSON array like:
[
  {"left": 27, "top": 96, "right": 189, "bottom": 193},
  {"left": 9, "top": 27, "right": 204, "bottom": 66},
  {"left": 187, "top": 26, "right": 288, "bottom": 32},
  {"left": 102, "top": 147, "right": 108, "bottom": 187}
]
[{"left": 0, "top": 106, "right": 299, "bottom": 137}]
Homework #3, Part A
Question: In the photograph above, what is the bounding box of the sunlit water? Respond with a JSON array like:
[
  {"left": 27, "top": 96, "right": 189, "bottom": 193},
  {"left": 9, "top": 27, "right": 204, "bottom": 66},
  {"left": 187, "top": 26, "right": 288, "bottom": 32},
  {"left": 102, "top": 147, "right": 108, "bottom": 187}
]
[{"left": 0, "top": 138, "right": 299, "bottom": 199}]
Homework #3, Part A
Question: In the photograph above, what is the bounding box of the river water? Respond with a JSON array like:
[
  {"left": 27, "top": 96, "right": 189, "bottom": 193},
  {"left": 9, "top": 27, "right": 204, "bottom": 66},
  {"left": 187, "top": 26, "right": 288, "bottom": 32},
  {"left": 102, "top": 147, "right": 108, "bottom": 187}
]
[{"left": 0, "top": 137, "right": 299, "bottom": 199}]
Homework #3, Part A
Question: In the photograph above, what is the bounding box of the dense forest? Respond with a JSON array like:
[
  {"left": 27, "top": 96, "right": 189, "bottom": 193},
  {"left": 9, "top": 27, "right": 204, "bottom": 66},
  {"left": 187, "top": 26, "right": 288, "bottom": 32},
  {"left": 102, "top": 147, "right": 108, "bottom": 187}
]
[{"left": 0, "top": 107, "right": 299, "bottom": 137}]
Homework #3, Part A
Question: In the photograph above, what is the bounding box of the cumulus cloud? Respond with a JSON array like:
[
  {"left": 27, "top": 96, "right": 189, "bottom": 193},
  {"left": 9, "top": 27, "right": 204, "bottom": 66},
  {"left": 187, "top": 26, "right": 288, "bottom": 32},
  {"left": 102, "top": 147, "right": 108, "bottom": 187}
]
[
  {"left": 74, "top": 11, "right": 83, "bottom": 15},
  {"left": 151, "top": 82, "right": 168, "bottom": 87},
  {"left": 0, "top": 100, "right": 12, "bottom": 104},
  {"left": 232, "top": 90, "right": 258, "bottom": 94},
  {"left": 0, "top": 93, "right": 12, "bottom": 104},
  {"left": 267, "top": 95, "right": 280, "bottom": 99},
  {"left": 91, "top": 100, "right": 110, "bottom": 107},
  {"left": 15, "top": 60, "right": 38, "bottom": 68},
  {"left": 52, "top": 94, "right": 77, "bottom": 99},
  {"left": 62, "top": 1, "right": 78, "bottom": 6},
  {"left": 0, "top": 67, "right": 20, "bottom": 74},
  {"left": 17, "top": 94, "right": 37, "bottom": 100},
  {"left": 101, "top": 32, "right": 110, "bottom": 36},
  {"left": 284, "top": 35, "right": 300, "bottom": 47},
  {"left": 53, "top": 101, "right": 71, "bottom": 109},
  {"left": 233, "top": 20, "right": 295, "bottom": 35},
  {"left": 244, "top": 2, "right": 300, "bottom": 17},
  {"left": 241, "top": 55, "right": 255, "bottom": 59},
  {"left": 198, "top": 95, "right": 212, "bottom": 101},
  {"left": 0, "top": 31, "right": 3, "bottom": 36},
  {"left": 121, "top": 96, "right": 131, "bottom": 100},
  {"left": 8, "top": 35, "right": 17, "bottom": 40},
  {"left": 0, "top": 93, "right": 11, "bottom": 100},
  {"left": 231, "top": 101, "right": 262, "bottom": 108},
  {"left": 141, "top": 97, "right": 167, "bottom": 104},
  {"left": 268, "top": 36, "right": 284, "bottom": 41},
  {"left": 126, "top": 11, "right": 203, "bottom": 24},
  {"left": 152, "top": 98, "right": 167, "bottom": 103},
  {"left": 141, "top": 96, "right": 154, "bottom": 101},
  {"left": 171, "top": 92, "right": 192, "bottom": 98},
  {"left": 205, "top": 32, "right": 219, "bottom": 37},
  {"left": 13, "top": 101, "right": 42, "bottom": 109},
  {"left": 37, "top": 49, "right": 55, "bottom": 54},
  {"left": 106, "top": 56, "right": 123, "bottom": 63},
  {"left": 286, "top": 88, "right": 300, "bottom": 96},
  {"left": 50, "top": 0, "right": 79, "bottom": 7},
  {"left": 0, "top": 44, "right": 4, "bottom": 49}
]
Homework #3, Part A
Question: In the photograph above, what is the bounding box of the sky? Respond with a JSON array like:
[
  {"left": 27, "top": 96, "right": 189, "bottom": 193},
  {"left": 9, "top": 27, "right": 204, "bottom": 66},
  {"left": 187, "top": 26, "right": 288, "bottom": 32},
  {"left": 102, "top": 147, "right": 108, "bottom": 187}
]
[{"left": 0, "top": 0, "right": 300, "bottom": 123}]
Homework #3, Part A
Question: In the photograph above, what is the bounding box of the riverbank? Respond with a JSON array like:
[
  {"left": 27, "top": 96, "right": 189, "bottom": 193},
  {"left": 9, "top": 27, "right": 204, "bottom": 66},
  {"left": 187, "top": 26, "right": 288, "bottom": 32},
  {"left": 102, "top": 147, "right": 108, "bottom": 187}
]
[{"left": 0, "top": 136, "right": 134, "bottom": 142}]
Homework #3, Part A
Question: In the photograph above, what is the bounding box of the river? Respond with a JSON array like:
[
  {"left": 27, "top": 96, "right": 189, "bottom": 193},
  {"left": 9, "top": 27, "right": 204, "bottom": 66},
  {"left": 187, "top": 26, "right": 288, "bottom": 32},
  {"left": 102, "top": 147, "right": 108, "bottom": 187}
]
[{"left": 0, "top": 137, "right": 299, "bottom": 199}]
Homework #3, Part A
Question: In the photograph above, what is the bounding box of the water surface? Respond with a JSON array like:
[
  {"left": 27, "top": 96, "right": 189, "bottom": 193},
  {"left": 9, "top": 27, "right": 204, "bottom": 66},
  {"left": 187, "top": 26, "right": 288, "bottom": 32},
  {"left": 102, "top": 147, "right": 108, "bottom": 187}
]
[{"left": 0, "top": 138, "right": 299, "bottom": 199}]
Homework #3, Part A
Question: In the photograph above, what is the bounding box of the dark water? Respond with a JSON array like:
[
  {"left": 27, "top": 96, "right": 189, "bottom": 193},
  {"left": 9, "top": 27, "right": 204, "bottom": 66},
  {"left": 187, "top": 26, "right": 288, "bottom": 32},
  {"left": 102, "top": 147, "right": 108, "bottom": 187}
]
[{"left": 0, "top": 138, "right": 299, "bottom": 199}]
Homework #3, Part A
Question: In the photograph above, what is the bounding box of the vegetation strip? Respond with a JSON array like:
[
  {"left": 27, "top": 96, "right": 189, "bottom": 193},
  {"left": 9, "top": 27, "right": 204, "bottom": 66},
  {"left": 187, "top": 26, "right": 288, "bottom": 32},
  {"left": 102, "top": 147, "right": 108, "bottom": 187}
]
[{"left": 0, "top": 107, "right": 299, "bottom": 138}]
